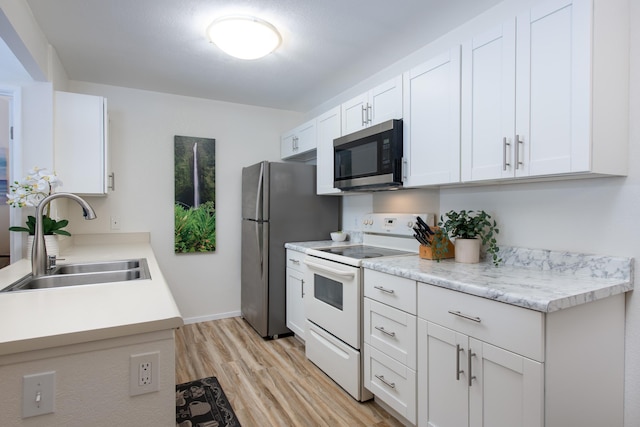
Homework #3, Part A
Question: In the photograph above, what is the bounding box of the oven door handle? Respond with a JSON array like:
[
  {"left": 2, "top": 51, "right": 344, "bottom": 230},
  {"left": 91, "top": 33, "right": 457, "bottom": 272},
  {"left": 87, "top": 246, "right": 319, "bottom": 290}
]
[{"left": 303, "top": 259, "right": 356, "bottom": 279}]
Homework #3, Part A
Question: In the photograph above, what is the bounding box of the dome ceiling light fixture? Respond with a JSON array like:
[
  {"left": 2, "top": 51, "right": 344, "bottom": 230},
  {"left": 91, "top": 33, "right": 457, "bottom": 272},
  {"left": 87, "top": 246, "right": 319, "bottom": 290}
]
[{"left": 206, "top": 15, "right": 282, "bottom": 60}]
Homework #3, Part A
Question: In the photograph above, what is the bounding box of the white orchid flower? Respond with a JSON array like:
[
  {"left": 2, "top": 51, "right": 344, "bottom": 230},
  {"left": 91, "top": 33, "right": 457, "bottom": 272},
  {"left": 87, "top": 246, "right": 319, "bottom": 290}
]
[{"left": 5, "top": 167, "right": 61, "bottom": 208}]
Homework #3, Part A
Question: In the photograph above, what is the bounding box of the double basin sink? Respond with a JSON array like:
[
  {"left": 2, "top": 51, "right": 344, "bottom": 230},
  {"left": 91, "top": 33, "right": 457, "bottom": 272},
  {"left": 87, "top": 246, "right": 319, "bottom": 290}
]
[{"left": 1, "top": 258, "right": 151, "bottom": 292}]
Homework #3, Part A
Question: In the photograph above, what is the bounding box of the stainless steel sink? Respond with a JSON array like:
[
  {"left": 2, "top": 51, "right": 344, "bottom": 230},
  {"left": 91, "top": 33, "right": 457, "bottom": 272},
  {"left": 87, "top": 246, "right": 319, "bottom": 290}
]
[
  {"left": 54, "top": 259, "right": 143, "bottom": 275},
  {"left": 1, "top": 258, "right": 151, "bottom": 292}
]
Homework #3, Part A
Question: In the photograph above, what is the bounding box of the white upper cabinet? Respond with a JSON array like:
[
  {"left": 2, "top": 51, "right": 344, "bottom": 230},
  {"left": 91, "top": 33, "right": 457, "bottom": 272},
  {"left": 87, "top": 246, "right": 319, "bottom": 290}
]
[
  {"left": 316, "top": 106, "right": 342, "bottom": 195},
  {"left": 54, "top": 91, "right": 111, "bottom": 195},
  {"left": 341, "top": 75, "right": 403, "bottom": 135},
  {"left": 281, "top": 118, "right": 317, "bottom": 161},
  {"left": 461, "top": 21, "right": 516, "bottom": 181},
  {"left": 462, "top": 0, "right": 629, "bottom": 182},
  {"left": 403, "top": 47, "right": 461, "bottom": 187}
]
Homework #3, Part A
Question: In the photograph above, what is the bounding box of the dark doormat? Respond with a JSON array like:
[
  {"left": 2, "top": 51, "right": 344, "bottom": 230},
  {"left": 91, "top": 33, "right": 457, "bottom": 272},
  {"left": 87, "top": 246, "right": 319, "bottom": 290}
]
[{"left": 176, "top": 376, "right": 241, "bottom": 427}]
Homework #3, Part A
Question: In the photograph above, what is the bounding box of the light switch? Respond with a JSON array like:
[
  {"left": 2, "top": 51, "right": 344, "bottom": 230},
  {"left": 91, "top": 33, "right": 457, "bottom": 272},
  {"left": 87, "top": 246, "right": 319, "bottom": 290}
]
[{"left": 22, "top": 371, "right": 55, "bottom": 418}]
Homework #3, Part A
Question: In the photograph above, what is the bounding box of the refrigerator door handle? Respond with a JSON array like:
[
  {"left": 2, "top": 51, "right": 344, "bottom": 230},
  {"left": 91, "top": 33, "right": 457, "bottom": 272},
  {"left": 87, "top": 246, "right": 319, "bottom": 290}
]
[
  {"left": 255, "top": 220, "right": 264, "bottom": 272},
  {"left": 255, "top": 162, "right": 264, "bottom": 221}
]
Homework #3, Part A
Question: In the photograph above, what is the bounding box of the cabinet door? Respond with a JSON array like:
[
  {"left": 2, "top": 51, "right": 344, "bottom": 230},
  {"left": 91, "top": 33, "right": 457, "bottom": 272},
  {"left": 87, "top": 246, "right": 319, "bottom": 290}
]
[
  {"left": 286, "top": 267, "right": 306, "bottom": 340},
  {"left": 281, "top": 119, "right": 317, "bottom": 160},
  {"left": 295, "top": 119, "right": 317, "bottom": 153},
  {"left": 54, "top": 91, "right": 108, "bottom": 195},
  {"left": 515, "top": 0, "right": 590, "bottom": 177},
  {"left": 369, "top": 75, "right": 403, "bottom": 126},
  {"left": 341, "top": 92, "right": 369, "bottom": 135},
  {"left": 468, "top": 339, "right": 543, "bottom": 427},
  {"left": 316, "top": 107, "right": 342, "bottom": 195},
  {"left": 403, "top": 47, "right": 461, "bottom": 187},
  {"left": 461, "top": 21, "right": 516, "bottom": 182},
  {"left": 280, "top": 132, "right": 297, "bottom": 159},
  {"left": 418, "top": 320, "right": 468, "bottom": 427}
]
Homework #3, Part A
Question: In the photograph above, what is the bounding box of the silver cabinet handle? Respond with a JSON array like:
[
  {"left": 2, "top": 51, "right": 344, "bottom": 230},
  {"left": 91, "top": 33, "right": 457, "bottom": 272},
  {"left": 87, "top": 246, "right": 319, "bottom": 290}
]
[
  {"left": 456, "top": 344, "right": 464, "bottom": 380},
  {"left": 374, "top": 326, "right": 396, "bottom": 337},
  {"left": 516, "top": 134, "right": 523, "bottom": 169},
  {"left": 468, "top": 348, "right": 476, "bottom": 387},
  {"left": 301, "top": 279, "right": 305, "bottom": 298},
  {"left": 503, "top": 137, "right": 511, "bottom": 171},
  {"left": 108, "top": 172, "right": 115, "bottom": 191},
  {"left": 361, "top": 105, "right": 367, "bottom": 127},
  {"left": 288, "top": 258, "right": 300, "bottom": 264},
  {"left": 373, "top": 285, "right": 395, "bottom": 294},
  {"left": 448, "top": 310, "right": 481, "bottom": 323},
  {"left": 367, "top": 104, "right": 372, "bottom": 124},
  {"left": 374, "top": 374, "right": 396, "bottom": 389}
]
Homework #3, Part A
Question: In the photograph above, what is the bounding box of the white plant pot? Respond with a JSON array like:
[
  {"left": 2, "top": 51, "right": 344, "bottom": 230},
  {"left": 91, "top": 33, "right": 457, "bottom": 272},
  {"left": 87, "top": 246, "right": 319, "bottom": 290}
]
[
  {"left": 26, "top": 235, "right": 60, "bottom": 260},
  {"left": 454, "top": 238, "right": 480, "bottom": 264}
]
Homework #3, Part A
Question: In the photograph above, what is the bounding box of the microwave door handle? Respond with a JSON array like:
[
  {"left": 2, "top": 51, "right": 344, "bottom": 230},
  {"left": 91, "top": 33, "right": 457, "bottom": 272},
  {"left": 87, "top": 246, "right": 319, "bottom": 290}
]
[{"left": 303, "top": 259, "right": 356, "bottom": 279}]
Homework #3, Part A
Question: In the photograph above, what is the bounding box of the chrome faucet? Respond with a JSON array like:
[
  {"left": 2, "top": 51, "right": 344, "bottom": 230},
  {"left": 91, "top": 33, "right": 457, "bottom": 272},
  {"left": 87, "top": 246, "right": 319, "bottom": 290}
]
[{"left": 32, "top": 193, "right": 97, "bottom": 277}]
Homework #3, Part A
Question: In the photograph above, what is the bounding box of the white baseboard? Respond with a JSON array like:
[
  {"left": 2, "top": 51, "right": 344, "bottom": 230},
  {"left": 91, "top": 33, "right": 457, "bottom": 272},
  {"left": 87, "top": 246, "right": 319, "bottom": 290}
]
[{"left": 181, "top": 310, "right": 241, "bottom": 325}]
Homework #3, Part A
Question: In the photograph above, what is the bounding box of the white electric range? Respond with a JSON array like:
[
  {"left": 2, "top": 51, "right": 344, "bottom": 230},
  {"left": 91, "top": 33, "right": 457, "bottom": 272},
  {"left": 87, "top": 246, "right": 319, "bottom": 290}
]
[{"left": 303, "top": 213, "right": 434, "bottom": 401}]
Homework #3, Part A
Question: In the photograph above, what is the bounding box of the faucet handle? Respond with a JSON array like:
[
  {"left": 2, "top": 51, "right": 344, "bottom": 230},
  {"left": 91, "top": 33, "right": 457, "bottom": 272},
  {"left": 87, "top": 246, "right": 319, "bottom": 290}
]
[{"left": 46, "top": 255, "right": 57, "bottom": 271}]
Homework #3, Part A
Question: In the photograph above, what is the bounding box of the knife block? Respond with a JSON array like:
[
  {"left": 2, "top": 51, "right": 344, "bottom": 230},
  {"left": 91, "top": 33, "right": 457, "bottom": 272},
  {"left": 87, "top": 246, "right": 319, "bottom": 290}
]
[{"left": 419, "top": 239, "right": 455, "bottom": 260}]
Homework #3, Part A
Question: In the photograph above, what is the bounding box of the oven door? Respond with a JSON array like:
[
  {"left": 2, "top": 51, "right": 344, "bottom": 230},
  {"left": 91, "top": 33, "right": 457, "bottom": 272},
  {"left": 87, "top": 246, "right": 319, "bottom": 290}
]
[{"left": 303, "top": 255, "right": 362, "bottom": 349}]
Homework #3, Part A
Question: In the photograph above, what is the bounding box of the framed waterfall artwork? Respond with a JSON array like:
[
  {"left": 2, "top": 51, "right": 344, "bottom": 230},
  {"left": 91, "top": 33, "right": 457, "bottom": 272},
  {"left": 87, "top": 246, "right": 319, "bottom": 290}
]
[{"left": 174, "top": 136, "right": 216, "bottom": 253}]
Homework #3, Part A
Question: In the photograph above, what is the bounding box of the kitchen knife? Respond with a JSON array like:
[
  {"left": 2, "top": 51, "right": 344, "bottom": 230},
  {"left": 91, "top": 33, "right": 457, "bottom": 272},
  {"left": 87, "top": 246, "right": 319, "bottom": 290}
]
[
  {"left": 416, "top": 216, "right": 434, "bottom": 235},
  {"left": 413, "top": 233, "right": 430, "bottom": 246}
]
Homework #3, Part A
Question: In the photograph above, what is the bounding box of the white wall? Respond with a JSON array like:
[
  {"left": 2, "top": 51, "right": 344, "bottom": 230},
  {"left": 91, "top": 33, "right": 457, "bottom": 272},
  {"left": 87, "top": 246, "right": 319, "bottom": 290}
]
[
  {"left": 63, "top": 81, "right": 303, "bottom": 323},
  {"left": 0, "top": 330, "right": 175, "bottom": 426}
]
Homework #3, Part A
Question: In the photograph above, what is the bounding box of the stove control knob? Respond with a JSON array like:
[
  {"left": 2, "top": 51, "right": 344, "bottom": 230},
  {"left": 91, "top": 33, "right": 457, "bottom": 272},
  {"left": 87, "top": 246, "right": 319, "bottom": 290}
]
[{"left": 407, "top": 220, "right": 414, "bottom": 228}]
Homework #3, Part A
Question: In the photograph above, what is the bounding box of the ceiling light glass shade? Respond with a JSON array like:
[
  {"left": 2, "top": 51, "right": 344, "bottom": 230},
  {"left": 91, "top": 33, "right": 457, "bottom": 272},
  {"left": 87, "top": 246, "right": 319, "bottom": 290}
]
[{"left": 207, "top": 16, "right": 281, "bottom": 60}]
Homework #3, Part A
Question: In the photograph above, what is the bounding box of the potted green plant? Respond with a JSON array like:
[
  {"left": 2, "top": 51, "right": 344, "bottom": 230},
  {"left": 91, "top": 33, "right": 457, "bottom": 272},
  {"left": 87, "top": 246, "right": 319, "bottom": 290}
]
[
  {"left": 6, "top": 167, "right": 69, "bottom": 257},
  {"left": 439, "top": 210, "right": 501, "bottom": 266}
]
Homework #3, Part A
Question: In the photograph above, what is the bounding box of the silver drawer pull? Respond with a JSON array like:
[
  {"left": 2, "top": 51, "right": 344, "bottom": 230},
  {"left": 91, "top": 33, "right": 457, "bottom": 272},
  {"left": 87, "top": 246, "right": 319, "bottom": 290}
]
[
  {"left": 288, "top": 258, "right": 300, "bottom": 264},
  {"left": 373, "top": 285, "right": 395, "bottom": 294},
  {"left": 374, "top": 374, "right": 396, "bottom": 389},
  {"left": 448, "top": 310, "right": 481, "bottom": 323},
  {"left": 374, "top": 326, "right": 396, "bottom": 337}
]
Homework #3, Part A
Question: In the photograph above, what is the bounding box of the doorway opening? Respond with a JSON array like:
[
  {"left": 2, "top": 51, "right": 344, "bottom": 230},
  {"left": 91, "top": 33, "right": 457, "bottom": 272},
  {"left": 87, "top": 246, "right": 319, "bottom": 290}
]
[{"left": 0, "top": 94, "right": 10, "bottom": 268}]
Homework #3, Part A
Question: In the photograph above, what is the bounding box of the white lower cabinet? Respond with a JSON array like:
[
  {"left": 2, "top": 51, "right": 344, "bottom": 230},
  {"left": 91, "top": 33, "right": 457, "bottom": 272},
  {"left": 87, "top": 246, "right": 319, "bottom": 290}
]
[
  {"left": 285, "top": 250, "right": 307, "bottom": 340},
  {"left": 418, "top": 320, "right": 543, "bottom": 427},
  {"left": 363, "top": 270, "right": 417, "bottom": 424},
  {"left": 417, "top": 282, "right": 625, "bottom": 427}
]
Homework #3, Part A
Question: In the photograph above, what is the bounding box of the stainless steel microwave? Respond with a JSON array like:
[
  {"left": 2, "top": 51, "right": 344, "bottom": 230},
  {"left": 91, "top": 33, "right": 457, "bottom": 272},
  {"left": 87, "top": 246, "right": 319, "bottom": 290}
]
[{"left": 333, "top": 119, "right": 403, "bottom": 191}]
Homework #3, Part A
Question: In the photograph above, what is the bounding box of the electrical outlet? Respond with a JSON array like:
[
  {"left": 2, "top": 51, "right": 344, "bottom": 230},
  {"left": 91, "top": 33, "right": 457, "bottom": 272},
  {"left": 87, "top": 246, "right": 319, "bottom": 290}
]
[
  {"left": 22, "top": 371, "right": 55, "bottom": 418},
  {"left": 110, "top": 216, "right": 121, "bottom": 230},
  {"left": 130, "top": 352, "right": 159, "bottom": 396},
  {"left": 139, "top": 361, "right": 152, "bottom": 386}
]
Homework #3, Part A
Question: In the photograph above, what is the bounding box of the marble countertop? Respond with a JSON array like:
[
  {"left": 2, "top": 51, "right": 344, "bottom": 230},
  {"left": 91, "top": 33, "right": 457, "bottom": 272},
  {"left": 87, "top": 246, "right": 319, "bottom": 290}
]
[
  {"left": 0, "top": 233, "right": 183, "bottom": 356},
  {"left": 286, "top": 241, "right": 633, "bottom": 313}
]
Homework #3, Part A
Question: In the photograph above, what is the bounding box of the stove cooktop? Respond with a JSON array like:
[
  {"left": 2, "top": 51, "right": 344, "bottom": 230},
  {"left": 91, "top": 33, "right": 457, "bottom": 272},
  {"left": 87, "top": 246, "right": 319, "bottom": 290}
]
[{"left": 317, "top": 245, "right": 414, "bottom": 259}]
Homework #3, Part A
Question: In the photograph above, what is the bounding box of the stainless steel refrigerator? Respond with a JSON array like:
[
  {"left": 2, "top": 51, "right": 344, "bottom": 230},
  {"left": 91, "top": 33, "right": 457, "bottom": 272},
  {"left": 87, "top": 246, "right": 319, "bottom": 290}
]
[{"left": 241, "top": 161, "right": 340, "bottom": 338}]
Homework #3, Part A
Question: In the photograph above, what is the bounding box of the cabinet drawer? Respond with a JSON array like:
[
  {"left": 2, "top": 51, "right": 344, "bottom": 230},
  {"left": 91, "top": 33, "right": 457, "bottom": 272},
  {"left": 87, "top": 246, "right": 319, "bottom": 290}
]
[
  {"left": 364, "top": 298, "right": 417, "bottom": 370},
  {"left": 364, "top": 344, "right": 416, "bottom": 424},
  {"left": 364, "top": 270, "right": 417, "bottom": 314},
  {"left": 286, "top": 250, "right": 306, "bottom": 271},
  {"left": 418, "top": 284, "right": 544, "bottom": 361}
]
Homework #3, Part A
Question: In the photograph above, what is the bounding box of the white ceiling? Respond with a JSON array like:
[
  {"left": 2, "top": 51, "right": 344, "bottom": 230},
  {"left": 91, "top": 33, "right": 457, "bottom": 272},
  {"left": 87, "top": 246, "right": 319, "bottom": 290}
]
[{"left": 21, "top": 0, "right": 503, "bottom": 112}]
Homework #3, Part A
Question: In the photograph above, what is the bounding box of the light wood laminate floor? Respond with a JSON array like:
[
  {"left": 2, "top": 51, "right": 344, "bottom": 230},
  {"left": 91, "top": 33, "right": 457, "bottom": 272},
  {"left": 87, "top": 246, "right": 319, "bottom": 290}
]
[{"left": 175, "top": 317, "right": 405, "bottom": 426}]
